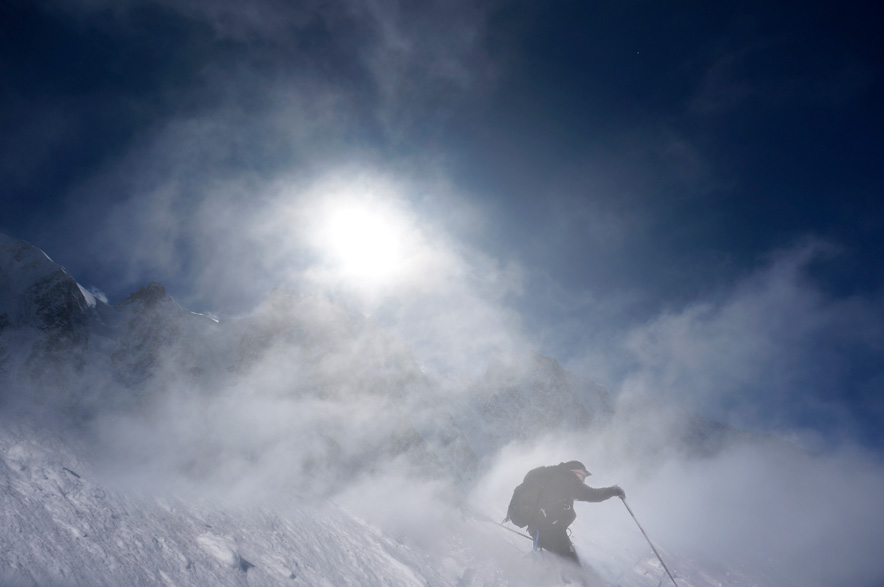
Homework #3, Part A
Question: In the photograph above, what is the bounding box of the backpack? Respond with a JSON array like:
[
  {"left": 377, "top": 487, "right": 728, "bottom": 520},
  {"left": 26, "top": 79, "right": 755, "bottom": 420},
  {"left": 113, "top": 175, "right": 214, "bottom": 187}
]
[{"left": 505, "top": 466, "right": 551, "bottom": 528}]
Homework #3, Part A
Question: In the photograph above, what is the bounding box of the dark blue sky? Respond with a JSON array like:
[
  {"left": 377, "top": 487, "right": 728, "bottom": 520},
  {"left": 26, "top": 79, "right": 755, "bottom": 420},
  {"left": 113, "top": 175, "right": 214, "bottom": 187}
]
[{"left": 2, "top": 1, "right": 883, "bottom": 450}]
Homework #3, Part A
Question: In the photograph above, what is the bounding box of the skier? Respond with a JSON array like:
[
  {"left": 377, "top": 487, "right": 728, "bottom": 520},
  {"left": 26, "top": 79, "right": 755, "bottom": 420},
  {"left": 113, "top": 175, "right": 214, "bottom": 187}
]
[{"left": 509, "top": 460, "right": 625, "bottom": 566}]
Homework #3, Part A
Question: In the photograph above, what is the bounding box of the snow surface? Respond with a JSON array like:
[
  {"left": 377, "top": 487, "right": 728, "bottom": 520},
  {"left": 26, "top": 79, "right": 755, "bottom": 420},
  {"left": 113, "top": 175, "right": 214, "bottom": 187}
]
[
  {"left": 0, "top": 421, "right": 658, "bottom": 587},
  {"left": 0, "top": 423, "right": 454, "bottom": 587}
]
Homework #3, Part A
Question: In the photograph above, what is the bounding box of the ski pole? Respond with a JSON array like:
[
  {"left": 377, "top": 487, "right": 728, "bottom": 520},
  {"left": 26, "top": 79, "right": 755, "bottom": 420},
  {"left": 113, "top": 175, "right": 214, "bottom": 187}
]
[
  {"left": 498, "top": 522, "right": 534, "bottom": 541},
  {"left": 620, "top": 498, "right": 680, "bottom": 587},
  {"left": 470, "top": 511, "right": 534, "bottom": 541}
]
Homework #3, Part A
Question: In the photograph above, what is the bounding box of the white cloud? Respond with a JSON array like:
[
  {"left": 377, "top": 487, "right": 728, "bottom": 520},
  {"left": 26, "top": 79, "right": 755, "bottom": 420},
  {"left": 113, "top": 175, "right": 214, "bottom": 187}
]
[
  {"left": 609, "top": 238, "right": 883, "bottom": 439},
  {"left": 243, "top": 169, "right": 530, "bottom": 378},
  {"left": 87, "top": 286, "right": 109, "bottom": 304}
]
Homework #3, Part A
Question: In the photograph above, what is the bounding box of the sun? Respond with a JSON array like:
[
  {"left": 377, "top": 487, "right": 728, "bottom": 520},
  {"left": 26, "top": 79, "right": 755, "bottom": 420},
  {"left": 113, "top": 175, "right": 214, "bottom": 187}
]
[{"left": 319, "top": 199, "right": 408, "bottom": 283}]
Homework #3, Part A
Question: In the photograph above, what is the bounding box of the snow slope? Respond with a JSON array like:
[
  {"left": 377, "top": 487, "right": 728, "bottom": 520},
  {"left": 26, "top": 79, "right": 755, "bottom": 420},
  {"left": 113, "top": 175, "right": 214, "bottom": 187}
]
[
  {"left": 2, "top": 420, "right": 728, "bottom": 587},
  {"left": 3, "top": 415, "right": 797, "bottom": 587},
  {"left": 0, "top": 422, "right": 456, "bottom": 587}
]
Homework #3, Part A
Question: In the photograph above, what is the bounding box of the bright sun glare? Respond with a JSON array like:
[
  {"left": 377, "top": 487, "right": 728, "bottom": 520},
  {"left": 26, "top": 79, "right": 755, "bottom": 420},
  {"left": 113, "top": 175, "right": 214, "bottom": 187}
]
[{"left": 322, "top": 202, "right": 406, "bottom": 282}]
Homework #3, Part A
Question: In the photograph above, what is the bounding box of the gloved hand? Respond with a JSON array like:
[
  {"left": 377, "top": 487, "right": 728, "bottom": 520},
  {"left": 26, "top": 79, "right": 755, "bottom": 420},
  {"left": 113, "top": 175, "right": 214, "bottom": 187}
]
[{"left": 611, "top": 485, "right": 626, "bottom": 499}]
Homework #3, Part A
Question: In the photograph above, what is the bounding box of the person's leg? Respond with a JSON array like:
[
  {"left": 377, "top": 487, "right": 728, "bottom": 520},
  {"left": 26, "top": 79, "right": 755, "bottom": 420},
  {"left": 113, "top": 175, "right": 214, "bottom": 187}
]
[{"left": 537, "top": 526, "right": 580, "bottom": 566}]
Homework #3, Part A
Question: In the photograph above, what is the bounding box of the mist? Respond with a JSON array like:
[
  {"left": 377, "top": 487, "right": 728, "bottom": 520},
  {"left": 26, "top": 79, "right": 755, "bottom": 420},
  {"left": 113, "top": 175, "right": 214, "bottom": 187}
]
[
  {"left": 30, "top": 268, "right": 877, "bottom": 587},
  {"left": 6, "top": 216, "right": 884, "bottom": 585},
  {"left": 468, "top": 424, "right": 884, "bottom": 586}
]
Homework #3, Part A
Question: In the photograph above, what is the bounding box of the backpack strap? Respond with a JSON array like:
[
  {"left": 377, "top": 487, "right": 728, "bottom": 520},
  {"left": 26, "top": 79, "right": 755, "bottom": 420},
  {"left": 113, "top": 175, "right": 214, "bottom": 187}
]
[{"left": 523, "top": 467, "right": 551, "bottom": 529}]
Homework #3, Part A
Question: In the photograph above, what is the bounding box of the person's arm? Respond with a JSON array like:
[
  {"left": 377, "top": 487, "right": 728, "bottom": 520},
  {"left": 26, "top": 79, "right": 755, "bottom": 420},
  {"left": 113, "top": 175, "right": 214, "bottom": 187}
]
[{"left": 576, "top": 483, "right": 625, "bottom": 502}]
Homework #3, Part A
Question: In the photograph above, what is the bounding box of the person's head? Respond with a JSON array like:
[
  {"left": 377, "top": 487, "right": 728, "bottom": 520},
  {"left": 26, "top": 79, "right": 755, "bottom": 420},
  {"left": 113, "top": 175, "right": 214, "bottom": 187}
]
[{"left": 561, "top": 460, "right": 591, "bottom": 482}]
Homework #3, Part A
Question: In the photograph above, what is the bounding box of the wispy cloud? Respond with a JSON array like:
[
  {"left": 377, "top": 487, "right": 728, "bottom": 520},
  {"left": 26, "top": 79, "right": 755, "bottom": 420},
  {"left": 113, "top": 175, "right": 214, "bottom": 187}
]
[
  {"left": 590, "top": 237, "right": 884, "bottom": 444},
  {"left": 689, "top": 24, "right": 874, "bottom": 116}
]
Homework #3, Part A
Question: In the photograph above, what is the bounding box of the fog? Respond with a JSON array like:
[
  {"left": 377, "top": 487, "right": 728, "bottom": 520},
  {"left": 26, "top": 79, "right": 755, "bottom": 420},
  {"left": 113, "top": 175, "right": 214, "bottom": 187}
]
[
  {"left": 8, "top": 214, "right": 884, "bottom": 585},
  {"left": 24, "top": 272, "right": 876, "bottom": 587},
  {"left": 467, "top": 428, "right": 884, "bottom": 586}
]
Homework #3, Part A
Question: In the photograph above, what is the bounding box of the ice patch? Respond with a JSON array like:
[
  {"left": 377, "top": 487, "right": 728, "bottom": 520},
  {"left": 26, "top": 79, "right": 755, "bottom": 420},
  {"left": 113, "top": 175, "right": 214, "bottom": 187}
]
[
  {"left": 5, "top": 442, "right": 37, "bottom": 472},
  {"left": 196, "top": 533, "right": 239, "bottom": 567},
  {"left": 190, "top": 311, "right": 220, "bottom": 323}
]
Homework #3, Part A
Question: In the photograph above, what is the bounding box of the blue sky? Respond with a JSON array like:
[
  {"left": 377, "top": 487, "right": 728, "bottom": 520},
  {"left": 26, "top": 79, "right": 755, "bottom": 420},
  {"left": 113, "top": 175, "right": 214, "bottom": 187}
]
[{"left": 2, "top": 1, "right": 883, "bottom": 450}]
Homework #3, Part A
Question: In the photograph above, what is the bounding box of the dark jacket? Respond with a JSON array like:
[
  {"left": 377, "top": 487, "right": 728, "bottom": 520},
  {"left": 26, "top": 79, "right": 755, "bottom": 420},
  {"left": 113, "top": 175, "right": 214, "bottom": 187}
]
[{"left": 527, "top": 463, "right": 622, "bottom": 531}]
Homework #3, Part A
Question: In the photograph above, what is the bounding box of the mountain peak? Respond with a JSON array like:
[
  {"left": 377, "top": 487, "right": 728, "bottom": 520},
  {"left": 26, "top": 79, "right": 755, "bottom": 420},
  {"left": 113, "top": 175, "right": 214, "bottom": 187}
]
[
  {"left": 0, "top": 233, "right": 93, "bottom": 333},
  {"left": 0, "top": 233, "right": 63, "bottom": 284},
  {"left": 118, "top": 282, "right": 167, "bottom": 308}
]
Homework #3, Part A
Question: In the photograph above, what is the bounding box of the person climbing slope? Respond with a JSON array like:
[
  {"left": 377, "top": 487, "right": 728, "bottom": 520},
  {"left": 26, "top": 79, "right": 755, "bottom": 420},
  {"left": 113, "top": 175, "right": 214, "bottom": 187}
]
[{"left": 505, "top": 460, "right": 625, "bottom": 566}]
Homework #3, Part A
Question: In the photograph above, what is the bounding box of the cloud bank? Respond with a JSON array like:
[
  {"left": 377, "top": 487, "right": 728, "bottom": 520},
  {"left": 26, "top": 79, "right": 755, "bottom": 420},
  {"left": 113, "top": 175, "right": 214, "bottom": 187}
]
[{"left": 571, "top": 238, "right": 884, "bottom": 449}]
